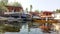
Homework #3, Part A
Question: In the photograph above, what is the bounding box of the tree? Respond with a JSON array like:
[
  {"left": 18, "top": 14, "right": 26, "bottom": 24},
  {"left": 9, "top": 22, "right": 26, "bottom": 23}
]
[
  {"left": 35, "top": 10, "right": 39, "bottom": 13},
  {"left": 26, "top": 8, "right": 28, "bottom": 13},
  {"left": 30, "top": 5, "right": 33, "bottom": 12},
  {"left": 0, "top": 0, "right": 8, "bottom": 5},
  {"left": 0, "top": 0, "right": 8, "bottom": 12},
  {"left": 55, "top": 9, "right": 60, "bottom": 13},
  {"left": 12, "top": 2, "right": 22, "bottom": 7}
]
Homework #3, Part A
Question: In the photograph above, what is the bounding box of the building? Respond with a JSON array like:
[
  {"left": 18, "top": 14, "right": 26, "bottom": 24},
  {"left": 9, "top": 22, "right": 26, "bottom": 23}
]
[
  {"left": 3, "top": 5, "right": 23, "bottom": 18},
  {"left": 4, "top": 5, "right": 23, "bottom": 15},
  {"left": 6, "top": 6, "right": 23, "bottom": 12},
  {"left": 54, "top": 13, "right": 60, "bottom": 22},
  {"left": 40, "top": 11, "right": 54, "bottom": 20}
]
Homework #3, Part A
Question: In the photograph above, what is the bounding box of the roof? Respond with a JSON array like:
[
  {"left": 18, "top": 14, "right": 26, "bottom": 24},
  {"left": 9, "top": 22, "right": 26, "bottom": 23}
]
[
  {"left": 42, "top": 11, "right": 54, "bottom": 14},
  {"left": 5, "top": 5, "right": 23, "bottom": 9}
]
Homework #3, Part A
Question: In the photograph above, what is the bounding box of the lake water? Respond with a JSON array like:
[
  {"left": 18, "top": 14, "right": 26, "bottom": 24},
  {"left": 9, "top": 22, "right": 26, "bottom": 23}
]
[{"left": 0, "top": 22, "right": 60, "bottom": 34}]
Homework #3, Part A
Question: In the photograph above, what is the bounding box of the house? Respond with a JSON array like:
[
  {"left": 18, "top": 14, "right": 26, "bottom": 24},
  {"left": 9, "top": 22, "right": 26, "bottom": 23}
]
[
  {"left": 4, "top": 5, "right": 23, "bottom": 14},
  {"left": 6, "top": 6, "right": 23, "bottom": 12},
  {"left": 2, "top": 5, "right": 23, "bottom": 18},
  {"left": 29, "top": 11, "right": 54, "bottom": 20},
  {"left": 40, "top": 11, "right": 54, "bottom": 20}
]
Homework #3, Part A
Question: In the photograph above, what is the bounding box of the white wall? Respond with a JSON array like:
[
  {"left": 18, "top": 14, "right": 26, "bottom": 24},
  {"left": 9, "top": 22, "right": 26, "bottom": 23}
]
[
  {"left": 33, "top": 16, "right": 40, "bottom": 19},
  {"left": 54, "top": 13, "right": 60, "bottom": 19}
]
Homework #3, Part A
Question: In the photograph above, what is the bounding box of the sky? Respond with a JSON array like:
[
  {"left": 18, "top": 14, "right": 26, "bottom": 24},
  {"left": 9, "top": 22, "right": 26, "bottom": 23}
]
[{"left": 8, "top": 0, "right": 60, "bottom": 11}]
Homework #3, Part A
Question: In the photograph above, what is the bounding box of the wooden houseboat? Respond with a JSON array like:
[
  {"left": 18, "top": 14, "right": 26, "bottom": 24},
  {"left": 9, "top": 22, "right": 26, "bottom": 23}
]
[{"left": 32, "top": 11, "right": 58, "bottom": 23}]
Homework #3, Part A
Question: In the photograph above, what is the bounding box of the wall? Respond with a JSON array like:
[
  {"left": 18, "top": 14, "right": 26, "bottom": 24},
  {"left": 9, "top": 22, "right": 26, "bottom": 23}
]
[{"left": 54, "top": 13, "right": 60, "bottom": 19}]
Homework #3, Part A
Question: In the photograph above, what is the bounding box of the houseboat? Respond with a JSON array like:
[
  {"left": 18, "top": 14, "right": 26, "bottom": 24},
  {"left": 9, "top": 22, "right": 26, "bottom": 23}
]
[
  {"left": 3, "top": 5, "right": 23, "bottom": 22},
  {"left": 21, "top": 13, "right": 32, "bottom": 23},
  {"left": 32, "top": 11, "right": 58, "bottom": 23}
]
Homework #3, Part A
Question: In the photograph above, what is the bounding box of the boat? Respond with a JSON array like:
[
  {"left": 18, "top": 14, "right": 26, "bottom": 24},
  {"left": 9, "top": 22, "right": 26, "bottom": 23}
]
[
  {"left": 4, "top": 12, "right": 22, "bottom": 22},
  {"left": 32, "top": 16, "right": 58, "bottom": 24},
  {"left": 21, "top": 14, "right": 32, "bottom": 23}
]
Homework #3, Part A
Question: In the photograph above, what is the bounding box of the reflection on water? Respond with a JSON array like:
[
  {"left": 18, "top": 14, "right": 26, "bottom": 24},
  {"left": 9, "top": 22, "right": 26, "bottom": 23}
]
[{"left": 0, "top": 21, "right": 59, "bottom": 34}]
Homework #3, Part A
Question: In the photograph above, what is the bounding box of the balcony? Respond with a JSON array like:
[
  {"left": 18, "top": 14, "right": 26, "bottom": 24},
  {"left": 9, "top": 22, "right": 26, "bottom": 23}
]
[{"left": 4, "top": 11, "right": 22, "bottom": 14}]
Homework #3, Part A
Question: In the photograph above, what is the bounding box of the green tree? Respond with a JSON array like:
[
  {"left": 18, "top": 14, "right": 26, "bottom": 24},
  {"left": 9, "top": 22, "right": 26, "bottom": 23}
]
[
  {"left": 0, "top": 0, "right": 8, "bottom": 12},
  {"left": 35, "top": 10, "right": 39, "bottom": 13},
  {"left": 30, "top": 5, "right": 33, "bottom": 11},
  {"left": 55, "top": 9, "right": 60, "bottom": 13},
  {"left": 12, "top": 2, "right": 22, "bottom": 7},
  {"left": 26, "top": 8, "right": 28, "bottom": 13},
  {"left": 0, "top": 0, "right": 8, "bottom": 5}
]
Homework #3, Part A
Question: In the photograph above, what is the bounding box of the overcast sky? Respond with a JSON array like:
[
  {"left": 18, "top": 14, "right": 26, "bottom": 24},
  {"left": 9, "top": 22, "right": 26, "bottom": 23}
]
[{"left": 8, "top": 0, "right": 60, "bottom": 11}]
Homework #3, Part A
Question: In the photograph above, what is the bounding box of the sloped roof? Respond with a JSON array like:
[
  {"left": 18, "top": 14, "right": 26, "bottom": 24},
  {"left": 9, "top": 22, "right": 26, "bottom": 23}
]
[
  {"left": 5, "top": 5, "right": 23, "bottom": 9},
  {"left": 42, "top": 11, "right": 54, "bottom": 14}
]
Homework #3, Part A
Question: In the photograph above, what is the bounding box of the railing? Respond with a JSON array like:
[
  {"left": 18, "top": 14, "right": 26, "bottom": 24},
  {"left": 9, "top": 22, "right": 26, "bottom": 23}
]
[{"left": 4, "top": 12, "right": 23, "bottom": 14}]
